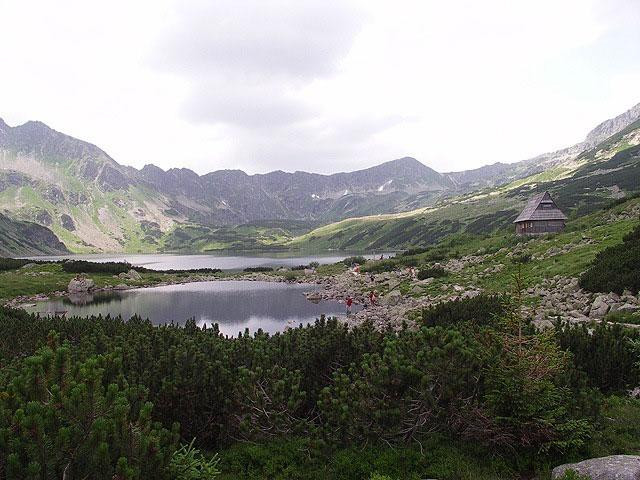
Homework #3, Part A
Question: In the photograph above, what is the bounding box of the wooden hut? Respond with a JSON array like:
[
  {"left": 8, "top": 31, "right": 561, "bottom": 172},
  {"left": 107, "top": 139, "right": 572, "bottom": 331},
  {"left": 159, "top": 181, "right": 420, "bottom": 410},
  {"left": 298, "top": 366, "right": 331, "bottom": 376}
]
[{"left": 514, "top": 191, "right": 567, "bottom": 235}]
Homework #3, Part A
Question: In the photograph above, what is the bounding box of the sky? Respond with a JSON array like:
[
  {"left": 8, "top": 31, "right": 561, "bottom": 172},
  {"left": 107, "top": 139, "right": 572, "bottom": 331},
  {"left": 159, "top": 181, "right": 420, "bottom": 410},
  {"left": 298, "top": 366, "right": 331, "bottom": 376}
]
[{"left": 0, "top": 0, "right": 639, "bottom": 175}]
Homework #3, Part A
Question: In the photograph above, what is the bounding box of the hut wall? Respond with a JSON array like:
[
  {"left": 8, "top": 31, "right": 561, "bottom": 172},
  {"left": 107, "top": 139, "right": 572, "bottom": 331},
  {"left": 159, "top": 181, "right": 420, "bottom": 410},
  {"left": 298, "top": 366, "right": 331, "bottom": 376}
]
[{"left": 515, "top": 220, "right": 565, "bottom": 235}]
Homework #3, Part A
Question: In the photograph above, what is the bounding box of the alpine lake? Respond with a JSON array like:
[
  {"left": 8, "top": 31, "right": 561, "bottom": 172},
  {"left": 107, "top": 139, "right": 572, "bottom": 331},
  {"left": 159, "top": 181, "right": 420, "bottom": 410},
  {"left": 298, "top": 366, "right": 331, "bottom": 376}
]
[{"left": 23, "top": 252, "right": 376, "bottom": 336}]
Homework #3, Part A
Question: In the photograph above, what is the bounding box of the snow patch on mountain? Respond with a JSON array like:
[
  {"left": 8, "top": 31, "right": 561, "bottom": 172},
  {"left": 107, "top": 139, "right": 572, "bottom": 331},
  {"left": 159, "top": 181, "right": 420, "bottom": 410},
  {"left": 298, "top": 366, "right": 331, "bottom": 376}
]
[{"left": 378, "top": 180, "right": 393, "bottom": 192}]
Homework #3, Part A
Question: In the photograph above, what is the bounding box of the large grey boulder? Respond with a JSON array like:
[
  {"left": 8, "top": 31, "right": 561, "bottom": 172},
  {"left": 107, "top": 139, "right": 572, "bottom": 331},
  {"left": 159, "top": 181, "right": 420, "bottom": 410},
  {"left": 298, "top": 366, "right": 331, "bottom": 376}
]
[
  {"left": 127, "top": 269, "right": 142, "bottom": 281},
  {"left": 590, "top": 296, "right": 611, "bottom": 318},
  {"left": 67, "top": 277, "right": 95, "bottom": 294},
  {"left": 552, "top": 455, "right": 640, "bottom": 479},
  {"left": 617, "top": 303, "right": 639, "bottom": 313},
  {"left": 382, "top": 290, "right": 402, "bottom": 306},
  {"left": 118, "top": 269, "right": 142, "bottom": 281}
]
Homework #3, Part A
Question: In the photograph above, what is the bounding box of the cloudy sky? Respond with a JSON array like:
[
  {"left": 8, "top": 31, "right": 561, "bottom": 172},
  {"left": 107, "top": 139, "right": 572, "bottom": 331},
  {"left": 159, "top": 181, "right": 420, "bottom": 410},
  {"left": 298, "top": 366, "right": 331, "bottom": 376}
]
[{"left": 1, "top": 0, "right": 639, "bottom": 175}]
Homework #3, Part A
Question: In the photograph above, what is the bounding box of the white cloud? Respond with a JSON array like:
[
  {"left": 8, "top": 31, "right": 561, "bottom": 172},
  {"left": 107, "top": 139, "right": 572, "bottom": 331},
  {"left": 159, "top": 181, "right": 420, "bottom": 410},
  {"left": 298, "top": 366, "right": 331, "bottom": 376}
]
[{"left": 0, "top": 0, "right": 638, "bottom": 174}]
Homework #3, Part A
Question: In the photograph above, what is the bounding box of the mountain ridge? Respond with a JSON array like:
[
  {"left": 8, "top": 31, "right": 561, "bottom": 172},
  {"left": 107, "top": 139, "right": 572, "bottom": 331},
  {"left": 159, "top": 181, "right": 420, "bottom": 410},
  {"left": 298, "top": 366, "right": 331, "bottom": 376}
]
[
  {"left": 1, "top": 101, "right": 639, "bottom": 254},
  {"left": 444, "top": 101, "right": 640, "bottom": 190}
]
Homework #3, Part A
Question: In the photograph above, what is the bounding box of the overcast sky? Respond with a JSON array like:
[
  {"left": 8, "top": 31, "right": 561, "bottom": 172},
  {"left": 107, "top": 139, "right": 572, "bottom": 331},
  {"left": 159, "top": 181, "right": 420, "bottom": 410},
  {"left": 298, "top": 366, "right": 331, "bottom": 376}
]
[{"left": 1, "top": 0, "right": 639, "bottom": 175}]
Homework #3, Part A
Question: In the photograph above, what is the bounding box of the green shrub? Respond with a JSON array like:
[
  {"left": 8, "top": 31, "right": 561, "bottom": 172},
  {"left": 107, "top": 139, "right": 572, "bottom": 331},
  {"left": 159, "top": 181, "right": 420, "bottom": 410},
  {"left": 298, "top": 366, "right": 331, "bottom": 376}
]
[
  {"left": 587, "top": 396, "right": 640, "bottom": 458},
  {"left": 555, "top": 322, "right": 640, "bottom": 393},
  {"left": 61, "top": 259, "right": 144, "bottom": 274},
  {"left": 60, "top": 260, "right": 222, "bottom": 275},
  {"left": 283, "top": 271, "right": 298, "bottom": 281},
  {"left": 342, "top": 256, "right": 367, "bottom": 266},
  {"left": 422, "top": 248, "right": 449, "bottom": 261},
  {"left": 396, "top": 256, "right": 419, "bottom": 267},
  {"left": 243, "top": 266, "right": 274, "bottom": 272},
  {"left": 0, "top": 257, "right": 48, "bottom": 272},
  {"left": 605, "top": 311, "right": 640, "bottom": 325},
  {"left": 169, "top": 440, "right": 220, "bottom": 479},
  {"left": 0, "top": 297, "right": 631, "bottom": 478},
  {"left": 417, "top": 266, "right": 447, "bottom": 280},
  {"left": 579, "top": 223, "right": 640, "bottom": 294},
  {"left": 362, "top": 259, "right": 396, "bottom": 273},
  {"left": 369, "top": 474, "right": 393, "bottom": 480},
  {"left": 421, "top": 295, "right": 504, "bottom": 327},
  {"left": 162, "top": 267, "right": 222, "bottom": 274},
  {"left": 512, "top": 253, "right": 532, "bottom": 264},
  {"left": 0, "top": 336, "right": 179, "bottom": 479},
  {"left": 401, "top": 247, "right": 429, "bottom": 256}
]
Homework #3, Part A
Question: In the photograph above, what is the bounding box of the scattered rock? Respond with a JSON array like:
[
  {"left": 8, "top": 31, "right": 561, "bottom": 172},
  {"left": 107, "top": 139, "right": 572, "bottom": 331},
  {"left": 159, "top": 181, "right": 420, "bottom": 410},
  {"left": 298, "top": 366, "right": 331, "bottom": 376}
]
[
  {"left": 305, "top": 292, "right": 323, "bottom": 302},
  {"left": 552, "top": 455, "right": 640, "bottom": 480},
  {"left": 118, "top": 269, "right": 142, "bottom": 281},
  {"left": 127, "top": 269, "right": 142, "bottom": 281},
  {"left": 617, "top": 303, "right": 640, "bottom": 313},
  {"left": 590, "top": 296, "right": 611, "bottom": 318},
  {"left": 382, "top": 290, "right": 403, "bottom": 306},
  {"left": 67, "top": 276, "right": 95, "bottom": 294}
]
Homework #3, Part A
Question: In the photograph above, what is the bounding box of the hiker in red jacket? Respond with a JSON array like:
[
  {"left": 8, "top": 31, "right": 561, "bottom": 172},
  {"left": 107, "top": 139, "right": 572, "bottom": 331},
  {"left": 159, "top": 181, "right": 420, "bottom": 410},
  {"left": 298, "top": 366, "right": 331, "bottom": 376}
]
[
  {"left": 346, "top": 296, "right": 353, "bottom": 315},
  {"left": 368, "top": 290, "right": 377, "bottom": 306}
]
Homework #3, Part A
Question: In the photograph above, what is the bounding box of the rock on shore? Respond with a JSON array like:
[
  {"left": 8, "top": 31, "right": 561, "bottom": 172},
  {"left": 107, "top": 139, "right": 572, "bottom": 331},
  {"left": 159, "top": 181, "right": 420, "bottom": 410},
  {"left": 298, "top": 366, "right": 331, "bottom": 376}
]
[
  {"left": 67, "top": 276, "right": 95, "bottom": 294},
  {"left": 552, "top": 455, "right": 640, "bottom": 479}
]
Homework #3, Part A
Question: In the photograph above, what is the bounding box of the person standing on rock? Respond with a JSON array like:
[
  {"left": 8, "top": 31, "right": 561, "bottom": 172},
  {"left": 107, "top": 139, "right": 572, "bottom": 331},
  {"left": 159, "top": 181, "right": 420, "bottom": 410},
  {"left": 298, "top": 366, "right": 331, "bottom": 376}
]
[
  {"left": 368, "top": 290, "right": 377, "bottom": 306},
  {"left": 346, "top": 296, "right": 353, "bottom": 315}
]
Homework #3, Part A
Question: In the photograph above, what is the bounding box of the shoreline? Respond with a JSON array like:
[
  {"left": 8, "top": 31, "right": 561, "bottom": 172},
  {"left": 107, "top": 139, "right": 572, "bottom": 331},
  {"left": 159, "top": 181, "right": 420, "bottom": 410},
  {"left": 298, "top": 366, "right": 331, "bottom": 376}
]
[
  {"left": 6, "top": 261, "right": 639, "bottom": 333},
  {"left": 4, "top": 268, "right": 441, "bottom": 331}
]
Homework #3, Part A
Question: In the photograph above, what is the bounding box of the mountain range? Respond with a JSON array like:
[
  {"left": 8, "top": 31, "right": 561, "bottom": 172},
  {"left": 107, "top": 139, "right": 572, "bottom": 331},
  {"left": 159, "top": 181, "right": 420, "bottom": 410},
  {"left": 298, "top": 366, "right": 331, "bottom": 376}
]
[{"left": 1, "top": 101, "right": 639, "bottom": 254}]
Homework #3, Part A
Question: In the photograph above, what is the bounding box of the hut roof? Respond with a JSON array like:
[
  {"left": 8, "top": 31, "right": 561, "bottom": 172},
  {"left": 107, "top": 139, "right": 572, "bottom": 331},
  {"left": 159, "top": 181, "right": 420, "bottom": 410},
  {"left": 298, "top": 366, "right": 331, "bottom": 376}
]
[{"left": 514, "top": 191, "right": 567, "bottom": 223}]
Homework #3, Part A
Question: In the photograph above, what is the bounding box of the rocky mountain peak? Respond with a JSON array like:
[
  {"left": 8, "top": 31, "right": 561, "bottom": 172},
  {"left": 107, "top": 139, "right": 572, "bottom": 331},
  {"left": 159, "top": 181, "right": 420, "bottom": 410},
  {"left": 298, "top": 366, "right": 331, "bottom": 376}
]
[
  {"left": 141, "top": 164, "right": 165, "bottom": 175},
  {"left": 380, "top": 156, "right": 434, "bottom": 173},
  {"left": 19, "top": 119, "right": 51, "bottom": 131},
  {"left": 584, "top": 102, "right": 640, "bottom": 148}
]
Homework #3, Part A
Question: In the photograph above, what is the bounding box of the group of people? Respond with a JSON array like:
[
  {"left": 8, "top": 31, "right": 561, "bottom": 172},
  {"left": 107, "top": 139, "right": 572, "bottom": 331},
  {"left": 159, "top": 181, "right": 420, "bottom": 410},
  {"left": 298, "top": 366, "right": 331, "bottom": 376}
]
[
  {"left": 345, "top": 290, "right": 377, "bottom": 315},
  {"left": 345, "top": 255, "right": 393, "bottom": 315}
]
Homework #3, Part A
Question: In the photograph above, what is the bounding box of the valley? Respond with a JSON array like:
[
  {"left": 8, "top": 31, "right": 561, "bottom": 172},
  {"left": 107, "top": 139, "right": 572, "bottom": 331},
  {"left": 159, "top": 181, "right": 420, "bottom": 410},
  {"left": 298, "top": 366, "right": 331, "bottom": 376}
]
[
  {"left": 4, "top": 2, "right": 640, "bottom": 478},
  {"left": 1, "top": 189, "right": 639, "bottom": 479},
  {"left": 1, "top": 101, "right": 640, "bottom": 480},
  {"left": 1, "top": 103, "right": 639, "bottom": 256},
  {"left": 1, "top": 116, "right": 639, "bottom": 478}
]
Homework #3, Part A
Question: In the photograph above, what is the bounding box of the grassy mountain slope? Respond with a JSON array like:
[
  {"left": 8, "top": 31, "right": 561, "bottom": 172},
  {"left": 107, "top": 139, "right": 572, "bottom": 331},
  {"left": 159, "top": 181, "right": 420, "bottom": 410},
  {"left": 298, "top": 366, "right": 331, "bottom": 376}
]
[
  {"left": 0, "top": 120, "right": 182, "bottom": 253},
  {"left": 444, "top": 101, "right": 640, "bottom": 190},
  {"left": 0, "top": 212, "right": 68, "bottom": 256},
  {"left": 161, "top": 219, "right": 321, "bottom": 252},
  {"left": 0, "top": 119, "right": 455, "bottom": 253},
  {"left": 293, "top": 123, "right": 640, "bottom": 251}
]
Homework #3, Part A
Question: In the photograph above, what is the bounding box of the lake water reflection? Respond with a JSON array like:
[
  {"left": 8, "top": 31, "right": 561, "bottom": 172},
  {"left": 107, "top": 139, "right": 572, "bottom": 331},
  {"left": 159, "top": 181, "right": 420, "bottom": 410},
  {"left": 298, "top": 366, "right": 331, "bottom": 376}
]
[{"left": 26, "top": 281, "right": 356, "bottom": 336}]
